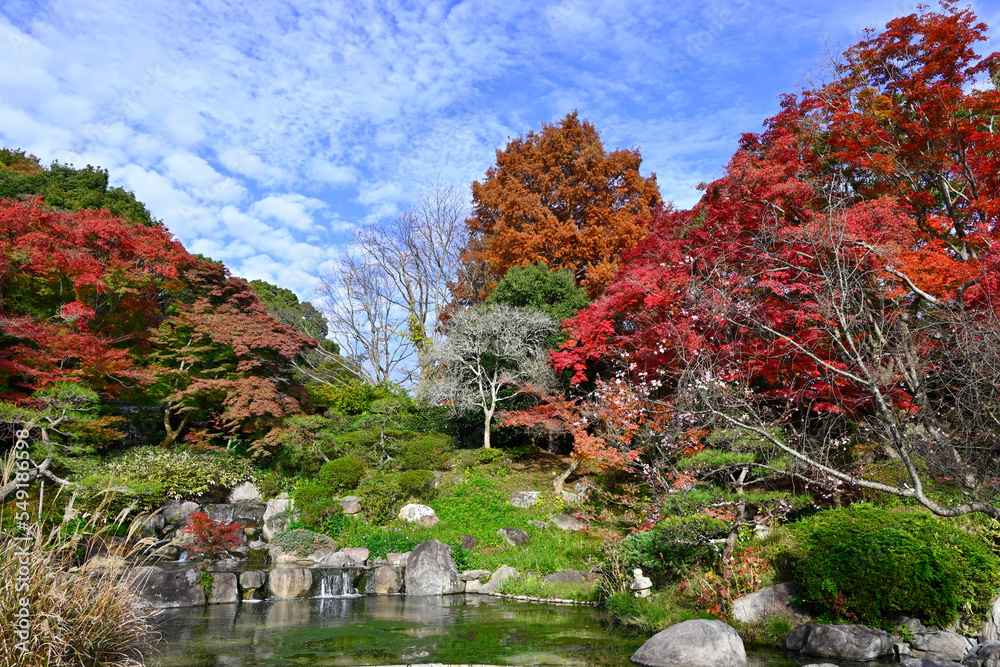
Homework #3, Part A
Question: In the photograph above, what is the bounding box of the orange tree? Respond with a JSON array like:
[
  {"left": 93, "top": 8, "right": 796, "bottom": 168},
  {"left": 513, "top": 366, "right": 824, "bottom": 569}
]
[{"left": 463, "top": 111, "right": 661, "bottom": 300}]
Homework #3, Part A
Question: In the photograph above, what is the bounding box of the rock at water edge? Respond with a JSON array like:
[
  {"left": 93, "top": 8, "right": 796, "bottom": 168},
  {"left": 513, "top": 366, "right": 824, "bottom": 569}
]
[
  {"left": 129, "top": 565, "right": 206, "bottom": 609},
  {"left": 732, "top": 582, "right": 809, "bottom": 624},
  {"left": 631, "top": 619, "right": 747, "bottom": 667},
  {"left": 369, "top": 566, "right": 403, "bottom": 595},
  {"left": 479, "top": 565, "right": 520, "bottom": 595},
  {"left": 788, "top": 624, "right": 894, "bottom": 661},
  {"left": 208, "top": 572, "right": 239, "bottom": 604},
  {"left": 268, "top": 569, "right": 314, "bottom": 599},
  {"left": 404, "top": 540, "right": 463, "bottom": 595}
]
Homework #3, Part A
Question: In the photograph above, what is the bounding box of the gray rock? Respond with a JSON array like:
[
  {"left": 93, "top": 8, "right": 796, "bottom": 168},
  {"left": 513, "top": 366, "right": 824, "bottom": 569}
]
[
  {"left": 461, "top": 569, "right": 492, "bottom": 582},
  {"left": 465, "top": 579, "right": 484, "bottom": 594},
  {"left": 207, "top": 572, "right": 239, "bottom": 604},
  {"left": 262, "top": 497, "right": 296, "bottom": 542},
  {"left": 162, "top": 500, "right": 200, "bottom": 525},
  {"left": 497, "top": 527, "right": 530, "bottom": 546},
  {"left": 963, "top": 640, "right": 1000, "bottom": 666},
  {"left": 369, "top": 566, "right": 403, "bottom": 594},
  {"left": 911, "top": 631, "right": 970, "bottom": 661},
  {"left": 317, "top": 552, "right": 357, "bottom": 567},
  {"left": 404, "top": 540, "right": 463, "bottom": 595},
  {"left": 788, "top": 624, "right": 895, "bottom": 661},
  {"left": 549, "top": 514, "right": 590, "bottom": 531},
  {"left": 238, "top": 570, "right": 267, "bottom": 589},
  {"left": 544, "top": 569, "right": 585, "bottom": 584},
  {"left": 904, "top": 659, "right": 966, "bottom": 667},
  {"left": 527, "top": 520, "right": 550, "bottom": 530},
  {"left": 631, "top": 619, "right": 747, "bottom": 667},
  {"left": 982, "top": 595, "right": 1000, "bottom": 642},
  {"left": 267, "top": 533, "right": 337, "bottom": 564},
  {"left": 802, "top": 664, "right": 840, "bottom": 667},
  {"left": 416, "top": 514, "right": 440, "bottom": 527},
  {"left": 339, "top": 547, "right": 369, "bottom": 565},
  {"left": 732, "top": 582, "right": 810, "bottom": 624},
  {"left": 141, "top": 512, "right": 166, "bottom": 535},
  {"left": 386, "top": 552, "right": 410, "bottom": 567},
  {"left": 128, "top": 565, "right": 206, "bottom": 609},
  {"left": 228, "top": 481, "right": 262, "bottom": 503},
  {"left": 339, "top": 499, "right": 362, "bottom": 514},
  {"left": 268, "top": 568, "right": 314, "bottom": 598},
  {"left": 510, "top": 491, "right": 540, "bottom": 508},
  {"left": 459, "top": 535, "right": 477, "bottom": 550},
  {"left": 399, "top": 503, "right": 437, "bottom": 523},
  {"left": 479, "top": 564, "right": 519, "bottom": 595}
]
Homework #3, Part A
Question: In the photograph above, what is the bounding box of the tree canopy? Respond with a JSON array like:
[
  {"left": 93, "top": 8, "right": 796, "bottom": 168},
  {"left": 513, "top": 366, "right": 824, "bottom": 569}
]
[{"left": 464, "top": 111, "right": 661, "bottom": 299}]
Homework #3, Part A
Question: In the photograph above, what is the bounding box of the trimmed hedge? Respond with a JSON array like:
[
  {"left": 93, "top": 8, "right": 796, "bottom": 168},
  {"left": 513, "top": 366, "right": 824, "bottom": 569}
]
[{"left": 793, "top": 504, "right": 1000, "bottom": 627}]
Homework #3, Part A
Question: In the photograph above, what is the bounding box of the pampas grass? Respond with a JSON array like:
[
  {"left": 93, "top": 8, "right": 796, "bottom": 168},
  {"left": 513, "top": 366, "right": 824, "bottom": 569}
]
[{"left": 0, "top": 450, "right": 158, "bottom": 666}]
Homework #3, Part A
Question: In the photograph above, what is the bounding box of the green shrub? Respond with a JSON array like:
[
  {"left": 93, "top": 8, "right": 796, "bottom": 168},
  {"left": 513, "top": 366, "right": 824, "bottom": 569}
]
[
  {"left": 270, "top": 528, "right": 333, "bottom": 556},
  {"left": 623, "top": 515, "right": 728, "bottom": 583},
  {"left": 308, "top": 380, "right": 403, "bottom": 415},
  {"left": 356, "top": 474, "right": 404, "bottom": 525},
  {"left": 336, "top": 521, "right": 419, "bottom": 558},
  {"left": 398, "top": 469, "right": 436, "bottom": 500},
  {"left": 400, "top": 434, "right": 453, "bottom": 470},
  {"left": 476, "top": 448, "right": 505, "bottom": 465},
  {"left": 293, "top": 482, "right": 343, "bottom": 528},
  {"left": 793, "top": 504, "right": 1000, "bottom": 627},
  {"left": 79, "top": 446, "right": 257, "bottom": 514},
  {"left": 319, "top": 455, "right": 365, "bottom": 491}
]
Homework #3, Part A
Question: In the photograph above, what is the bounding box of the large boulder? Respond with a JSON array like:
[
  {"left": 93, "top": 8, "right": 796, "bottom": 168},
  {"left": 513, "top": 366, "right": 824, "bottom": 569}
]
[
  {"left": 963, "top": 640, "right": 1000, "bottom": 666},
  {"left": 787, "top": 624, "right": 894, "bottom": 661},
  {"left": 339, "top": 547, "right": 370, "bottom": 565},
  {"left": 268, "top": 568, "right": 314, "bottom": 598},
  {"left": 631, "top": 619, "right": 747, "bottom": 667},
  {"left": 904, "top": 659, "right": 966, "bottom": 667},
  {"left": 911, "top": 631, "right": 970, "bottom": 661},
  {"left": 404, "top": 540, "right": 463, "bottom": 595},
  {"left": 228, "top": 481, "right": 262, "bottom": 503},
  {"left": 369, "top": 566, "right": 403, "bottom": 595},
  {"left": 982, "top": 595, "right": 1000, "bottom": 642},
  {"left": 207, "top": 572, "right": 239, "bottom": 604},
  {"left": 399, "top": 504, "right": 437, "bottom": 523},
  {"left": 129, "top": 565, "right": 206, "bottom": 608},
  {"left": 478, "top": 565, "right": 519, "bottom": 595},
  {"left": 549, "top": 514, "right": 589, "bottom": 531},
  {"left": 731, "top": 582, "right": 810, "bottom": 624},
  {"left": 262, "top": 495, "right": 296, "bottom": 541}
]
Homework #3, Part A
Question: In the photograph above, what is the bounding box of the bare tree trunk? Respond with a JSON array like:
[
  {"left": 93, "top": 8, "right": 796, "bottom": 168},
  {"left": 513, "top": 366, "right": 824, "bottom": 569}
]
[
  {"left": 483, "top": 409, "right": 493, "bottom": 449},
  {"left": 553, "top": 459, "right": 580, "bottom": 497},
  {"left": 159, "top": 408, "right": 191, "bottom": 448}
]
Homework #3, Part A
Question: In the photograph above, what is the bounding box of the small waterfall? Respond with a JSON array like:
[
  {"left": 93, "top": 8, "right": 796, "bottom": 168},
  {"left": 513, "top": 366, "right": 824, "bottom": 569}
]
[{"left": 315, "top": 568, "right": 361, "bottom": 598}]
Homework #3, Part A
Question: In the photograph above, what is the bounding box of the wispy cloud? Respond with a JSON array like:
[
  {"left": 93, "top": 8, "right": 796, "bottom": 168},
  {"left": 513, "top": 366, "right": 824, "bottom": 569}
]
[{"left": 2, "top": 0, "right": 994, "bottom": 297}]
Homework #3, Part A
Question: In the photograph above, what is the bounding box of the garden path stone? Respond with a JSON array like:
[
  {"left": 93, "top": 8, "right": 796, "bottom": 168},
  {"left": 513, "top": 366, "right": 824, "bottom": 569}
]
[{"left": 631, "top": 619, "right": 747, "bottom": 667}]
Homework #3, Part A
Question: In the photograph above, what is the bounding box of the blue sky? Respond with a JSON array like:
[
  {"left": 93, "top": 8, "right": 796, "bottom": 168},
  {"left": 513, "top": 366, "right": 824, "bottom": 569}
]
[{"left": 2, "top": 0, "right": 999, "bottom": 298}]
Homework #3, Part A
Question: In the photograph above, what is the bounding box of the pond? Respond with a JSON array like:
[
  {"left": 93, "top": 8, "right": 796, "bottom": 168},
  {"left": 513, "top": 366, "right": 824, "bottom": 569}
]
[{"left": 147, "top": 595, "right": 898, "bottom": 666}]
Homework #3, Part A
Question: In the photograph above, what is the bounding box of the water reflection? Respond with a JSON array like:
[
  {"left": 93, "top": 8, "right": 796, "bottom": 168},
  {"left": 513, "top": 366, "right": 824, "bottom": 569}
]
[{"left": 149, "top": 595, "right": 899, "bottom": 667}]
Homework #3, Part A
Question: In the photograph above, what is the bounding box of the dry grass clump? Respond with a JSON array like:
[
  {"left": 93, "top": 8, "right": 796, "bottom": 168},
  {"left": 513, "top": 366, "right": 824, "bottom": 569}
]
[{"left": 0, "top": 452, "right": 158, "bottom": 666}]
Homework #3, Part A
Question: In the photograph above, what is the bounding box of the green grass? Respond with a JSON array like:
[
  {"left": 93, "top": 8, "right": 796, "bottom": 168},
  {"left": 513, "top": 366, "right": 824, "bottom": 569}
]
[
  {"left": 496, "top": 573, "right": 600, "bottom": 602},
  {"left": 605, "top": 589, "right": 713, "bottom": 635}
]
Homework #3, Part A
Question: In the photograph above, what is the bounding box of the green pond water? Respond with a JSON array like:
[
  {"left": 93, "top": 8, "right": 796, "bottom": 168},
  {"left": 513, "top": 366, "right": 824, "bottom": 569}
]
[{"left": 147, "top": 595, "right": 898, "bottom": 666}]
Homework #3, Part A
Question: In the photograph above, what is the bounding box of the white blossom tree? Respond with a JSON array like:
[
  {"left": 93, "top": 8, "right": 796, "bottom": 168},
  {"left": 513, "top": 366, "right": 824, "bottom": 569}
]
[{"left": 422, "top": 304, "right": 557, "bottom": 448}]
